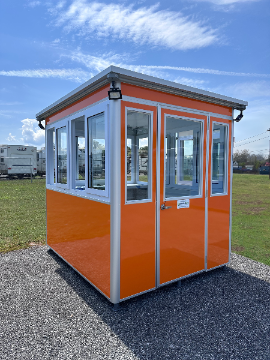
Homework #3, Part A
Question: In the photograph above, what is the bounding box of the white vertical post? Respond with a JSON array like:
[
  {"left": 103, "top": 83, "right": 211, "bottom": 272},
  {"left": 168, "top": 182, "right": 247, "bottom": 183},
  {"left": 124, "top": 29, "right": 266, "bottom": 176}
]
[
  {"left": 204, "top": 115, "right": 210, "bottom": 270},
  {"left": 229, "top": 111, "right": 234, "bottom": 263},
  {"left": 110, "top": 93, "right": 121, "bottom": 304},
  {"left": 156, "top": 104, "right": 161, "bottom": 287}
]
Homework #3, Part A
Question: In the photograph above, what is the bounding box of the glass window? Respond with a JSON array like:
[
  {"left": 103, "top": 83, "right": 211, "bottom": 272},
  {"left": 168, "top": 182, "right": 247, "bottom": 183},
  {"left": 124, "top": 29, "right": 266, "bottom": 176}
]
[
  {"left": 88, "top": 113, "right": 106, "bottom": 191},
  {"left": 1, "top": 157, "right": 4, "bottom": 162},
  {"left": 72, "top": 118, "right": 85, "bottom": 190},
  {"left": 126, "top": 110, "right": 151, "bottom": 202},
  {"left": 165, "top": 117, "right": 202, "bottom": 198},
  {"left": 47, "top": 128, "right": 55, "bottom": 185},
  {"left": 211, "top": 123, "right": 228, "bottom": 194},
  {"left": 57, "top": 126, "right": 67, "bottom": 184}
]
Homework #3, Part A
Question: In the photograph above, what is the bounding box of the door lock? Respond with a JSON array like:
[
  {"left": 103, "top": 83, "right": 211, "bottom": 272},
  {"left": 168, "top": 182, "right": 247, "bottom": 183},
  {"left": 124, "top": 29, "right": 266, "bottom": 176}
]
[{"left": 161, "top": 204, "right": 172, "bottom": 210}]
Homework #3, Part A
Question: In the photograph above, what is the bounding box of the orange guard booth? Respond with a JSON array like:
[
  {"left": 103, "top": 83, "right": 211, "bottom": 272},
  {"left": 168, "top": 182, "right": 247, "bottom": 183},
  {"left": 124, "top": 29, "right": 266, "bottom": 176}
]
[{"left": 36, "top": 67, "right": 247, "bottom": 306}]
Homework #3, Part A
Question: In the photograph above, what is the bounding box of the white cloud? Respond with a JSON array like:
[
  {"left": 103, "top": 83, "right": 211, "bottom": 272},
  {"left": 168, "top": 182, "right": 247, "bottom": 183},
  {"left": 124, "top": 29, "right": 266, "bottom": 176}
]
[
  {"left": 65, "top": 51, "right": 270, "bottom": 79},
  {"left": 21, "top": 119, "right": 45, "bottom": 145},
  {"left": 193, "top": 0, "right": 259, "bottom": 4},
  {"left": 136, "top": 65, "right": 270, "bottom": 78},
  {"left": 6, "top": 133, "right": 16, "bottom": 142},
  {"left": 28, "top": 1, "right": 42, "bottom": 7},
  {"left": 65, "top": 52, "right": 113, "bottom": 72},
  {"left": 0, "top": 110, "right": 28, "bottom": 118},
  {"left": 226, "top": 81, "right": 270, "bottom": 98},
  {"left": 173, "top": 77, "right": 207, "bottom": 88},
  {"left": 53, "top": 0, "right": 219, "bottom": 50},
  {"left": 0, "top": 69, "right": 91, "bottom": 82},
  {"left": 0, "top": 101, "right": 22, "bottom": 106},
  {"left": 52, "top": 38, "right": 61, "bottom": 44},
  {"left": 2, "top": 50, "right": 269, "bottom": 85}
]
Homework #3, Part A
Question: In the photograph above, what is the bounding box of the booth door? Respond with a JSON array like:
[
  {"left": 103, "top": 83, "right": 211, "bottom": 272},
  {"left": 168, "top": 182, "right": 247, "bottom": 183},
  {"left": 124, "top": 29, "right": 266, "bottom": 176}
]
[
  {"left": 207, "top": 118, "right": 231, "bottom": 269},
  {"left": 120, "top": 102, "right": 157, "bottom": 299},
  {"left": 159, "top": 108, "right": 207, "bottom": 285}
]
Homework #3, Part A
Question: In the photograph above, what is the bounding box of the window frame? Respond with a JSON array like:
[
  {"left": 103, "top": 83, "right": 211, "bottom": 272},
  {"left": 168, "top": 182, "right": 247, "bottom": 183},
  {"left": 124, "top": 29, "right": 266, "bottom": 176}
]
[
  {"left": 45, "top": 100, "right": 110, "bottom": 201},
  {"left": 45, "top": 126, "right": 55, "bottom": 186},
  {"left": 70, "top": 115, "right": 86, "bottom": 191},
  {"left": 85, "top": 106, "right": 109, "bottom": 198},
  {"left": 55, "top": 120, "right": 69, "bottom": 189},
  {"left": 210, "top": 121, "right": 229, "bottom": 197},
  {"left": 46, "top": 118, "right": 69, "bottom": 189},
  {"left": 164, "top": 114, "right": 204, "bottom": 201},
  {"left": 125, "top": 107, "right": 153, "bottom": 205}
]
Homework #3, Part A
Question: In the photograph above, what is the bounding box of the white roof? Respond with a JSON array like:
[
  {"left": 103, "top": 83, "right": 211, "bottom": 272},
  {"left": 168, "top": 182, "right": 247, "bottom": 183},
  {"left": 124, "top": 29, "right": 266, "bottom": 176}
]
[{"left": 36, "top": 65, "right": 248, "bottom": 120}]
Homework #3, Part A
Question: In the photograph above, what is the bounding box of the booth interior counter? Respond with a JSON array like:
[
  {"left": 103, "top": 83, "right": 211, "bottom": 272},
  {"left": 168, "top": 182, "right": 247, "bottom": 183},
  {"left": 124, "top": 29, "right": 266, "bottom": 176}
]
[{"left": 36, "top": 66, "right": 248, "bottom": 305}]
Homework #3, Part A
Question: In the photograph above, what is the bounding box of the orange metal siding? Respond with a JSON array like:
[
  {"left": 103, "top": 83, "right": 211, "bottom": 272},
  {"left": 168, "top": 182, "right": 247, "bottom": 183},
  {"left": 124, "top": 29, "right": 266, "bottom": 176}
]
[
  {"left": 207, "top": 118, "right": 232, "bottom": 269},
  {"left": 120, "top": 101, "right": 157, "bottom": 299},
  {"left": 46, "top": 190, "right": 110, "bottom": 297},
  {"left": 46, "top": 85, "right": 110, "bottom": 125},
  {"left": 159, "top": 108, "right": 207, "bottom": 283},
  {"left": 122, "top": 83, "right": 232, "bottom": 117}
]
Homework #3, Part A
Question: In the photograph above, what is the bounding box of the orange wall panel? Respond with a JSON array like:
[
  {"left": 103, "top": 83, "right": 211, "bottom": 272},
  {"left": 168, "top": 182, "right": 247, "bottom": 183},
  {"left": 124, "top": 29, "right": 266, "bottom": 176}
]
[
  {"left": 120, "top": 202, "right": 156, "bottom": 299},
  {"left": 207, "top": 197, "right": 230, "bottom": 269},
  {"left": 46, "top": 85, "right": 110, "bottom": 125},
  {"left": 120, "top": 101, "right": 157, "bottom": 299},
  {"left": 160, "top": 199, "right": 205, "bottom": 284},
  {"left": 46, "top": 190, "right": 110, "bottom": 297},
  {"left": 122, "top": 83, "right": 232, "bottom": 117}
]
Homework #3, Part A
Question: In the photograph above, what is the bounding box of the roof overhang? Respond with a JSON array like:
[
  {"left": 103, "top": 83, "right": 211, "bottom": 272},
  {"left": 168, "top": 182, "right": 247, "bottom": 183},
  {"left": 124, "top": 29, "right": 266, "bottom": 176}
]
[{"left": 36, "top": 65, "right": 248, "bottom": 121}]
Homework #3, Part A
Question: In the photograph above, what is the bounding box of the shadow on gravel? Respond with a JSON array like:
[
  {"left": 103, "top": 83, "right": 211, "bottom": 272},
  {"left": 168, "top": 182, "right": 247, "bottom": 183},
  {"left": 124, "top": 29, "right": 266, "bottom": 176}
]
[{"left": 49, "top": 249, "right": 270, "bottom": 359}]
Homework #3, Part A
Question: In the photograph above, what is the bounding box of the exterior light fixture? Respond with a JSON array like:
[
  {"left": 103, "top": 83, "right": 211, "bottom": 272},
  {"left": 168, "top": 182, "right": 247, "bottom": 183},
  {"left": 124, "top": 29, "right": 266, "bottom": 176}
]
[
  {"left": 38, "top": 120, "right": 45, "bottom": 130},
  {"left": 108, "top": 81, "right": 122, "bottom": 100},
  {"left": 234, "top": 110, "right": 244, "bottom": 122}
]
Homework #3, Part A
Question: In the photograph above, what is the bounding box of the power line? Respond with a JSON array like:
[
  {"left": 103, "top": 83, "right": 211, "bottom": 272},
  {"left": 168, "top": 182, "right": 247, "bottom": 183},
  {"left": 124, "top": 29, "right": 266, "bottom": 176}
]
[
  {"left": 234, "top": 135, "right": 270, "bottom": 147},
  {"left": 235, "top": 131, "right": 268, "bottom": 143}
]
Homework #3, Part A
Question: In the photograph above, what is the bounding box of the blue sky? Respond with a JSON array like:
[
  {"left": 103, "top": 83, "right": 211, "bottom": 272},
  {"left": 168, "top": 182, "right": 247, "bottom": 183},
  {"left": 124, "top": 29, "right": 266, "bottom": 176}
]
[{"left": 1, "top": 0, "right": 270, "bottom": 156}]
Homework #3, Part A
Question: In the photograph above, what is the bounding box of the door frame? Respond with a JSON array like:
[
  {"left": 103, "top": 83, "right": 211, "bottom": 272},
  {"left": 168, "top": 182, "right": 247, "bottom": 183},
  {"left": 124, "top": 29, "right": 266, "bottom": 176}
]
[{"left": 156, "top": 105, "right": 208, "bottom": 287}]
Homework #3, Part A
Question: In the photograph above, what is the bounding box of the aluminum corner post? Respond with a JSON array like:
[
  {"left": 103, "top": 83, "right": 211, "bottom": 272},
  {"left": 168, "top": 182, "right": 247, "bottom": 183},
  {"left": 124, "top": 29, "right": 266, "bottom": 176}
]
[
  {"left": 110, "top": 98, "right": 121, "bottom": 304},
  {"left": 204, "top": 115, "right": 210, "bottom": 270},
  {"left": 156, "top": 104, "right": 161, "bottom": 287},
  {"left": 229, "top": 110, "right": 234, "bottom": 264}
]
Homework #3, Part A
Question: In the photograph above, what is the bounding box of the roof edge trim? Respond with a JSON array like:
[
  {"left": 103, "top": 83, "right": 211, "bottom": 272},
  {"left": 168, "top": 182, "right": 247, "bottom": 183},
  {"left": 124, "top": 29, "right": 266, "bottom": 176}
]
[{"left": 36, "top": 66, "right": 248, "bottom": 121}]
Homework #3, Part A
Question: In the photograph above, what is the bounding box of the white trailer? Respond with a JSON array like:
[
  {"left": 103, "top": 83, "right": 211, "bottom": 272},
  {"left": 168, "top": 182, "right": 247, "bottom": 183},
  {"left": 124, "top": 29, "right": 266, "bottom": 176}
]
[
  {"left": 37, "top": 147, "right": 46, "bottom": 176},
  {"left": 0, "top": 145, "right": 37, "bottom": 178}
]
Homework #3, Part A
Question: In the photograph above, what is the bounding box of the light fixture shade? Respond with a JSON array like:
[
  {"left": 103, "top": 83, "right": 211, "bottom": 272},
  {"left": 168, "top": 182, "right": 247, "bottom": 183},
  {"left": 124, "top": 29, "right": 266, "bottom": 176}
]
[{"left": 108, "top": 89, "right": 122, "bottom": 100}]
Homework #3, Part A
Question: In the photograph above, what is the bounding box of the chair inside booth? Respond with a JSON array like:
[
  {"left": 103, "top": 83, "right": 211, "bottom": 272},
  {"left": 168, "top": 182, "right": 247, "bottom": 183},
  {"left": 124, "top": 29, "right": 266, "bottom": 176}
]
[
  {"left": 165, "top": 117, "right": 202, "bottom": 198},
  {"left": 126, "top": 110, "right": 151, "bottom": 202}
]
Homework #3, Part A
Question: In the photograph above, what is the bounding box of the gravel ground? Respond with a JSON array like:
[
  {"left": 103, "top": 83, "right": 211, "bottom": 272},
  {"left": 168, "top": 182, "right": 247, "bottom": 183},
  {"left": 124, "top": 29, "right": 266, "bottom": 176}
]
[{"left": 0, "top": 246, "right": 270, "bottom": 360}]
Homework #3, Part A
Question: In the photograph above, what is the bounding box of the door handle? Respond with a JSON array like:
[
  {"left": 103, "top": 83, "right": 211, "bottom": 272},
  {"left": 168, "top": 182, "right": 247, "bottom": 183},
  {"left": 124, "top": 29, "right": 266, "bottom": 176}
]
[{"left": 161, "top": 204, "right": 172, "bottom": 210}]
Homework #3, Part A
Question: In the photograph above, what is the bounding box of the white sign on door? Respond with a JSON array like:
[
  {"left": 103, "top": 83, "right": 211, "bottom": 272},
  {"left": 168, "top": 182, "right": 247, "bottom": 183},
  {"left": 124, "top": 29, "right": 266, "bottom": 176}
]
[{"left": 177, "top": 199, "right": 190, "bottom": 209}]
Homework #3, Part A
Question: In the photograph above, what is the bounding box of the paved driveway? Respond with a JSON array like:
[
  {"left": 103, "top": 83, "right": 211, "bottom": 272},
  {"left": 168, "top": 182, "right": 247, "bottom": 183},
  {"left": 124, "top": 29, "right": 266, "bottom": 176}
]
[{"left": 1, "top": 246, "right": 270, "bottom": 359}]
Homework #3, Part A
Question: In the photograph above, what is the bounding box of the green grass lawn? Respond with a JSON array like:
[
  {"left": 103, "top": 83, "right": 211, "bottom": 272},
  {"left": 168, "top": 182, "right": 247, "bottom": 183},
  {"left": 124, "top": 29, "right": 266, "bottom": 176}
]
[
  {"left": 232, "top": 173, "right": 270, "bottom": 266},
  {"left": 0, "top": 174, "right": 270, "bottom": 268},
  {"left": 0, "top": 178, "right": 46, "bottom": 253}
]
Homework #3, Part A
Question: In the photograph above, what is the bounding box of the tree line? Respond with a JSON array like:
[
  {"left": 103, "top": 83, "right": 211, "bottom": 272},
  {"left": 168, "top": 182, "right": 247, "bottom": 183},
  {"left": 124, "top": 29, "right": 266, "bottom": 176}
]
[{"left": 233, "top": 149, "right": 269, "bottom": 170}]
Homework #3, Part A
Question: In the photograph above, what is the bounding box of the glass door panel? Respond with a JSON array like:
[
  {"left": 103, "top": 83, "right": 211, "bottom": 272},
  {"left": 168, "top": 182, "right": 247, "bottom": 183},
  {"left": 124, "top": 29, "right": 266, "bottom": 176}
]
[
  {"left": 126, "top": 110, "right": 151, "bottom": 202},
  {"left": 211, "top": 123, "right": 228, "bottom": 195},
  {"left": 165, "top": 116, "right": 202, "bottom": 199}
]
